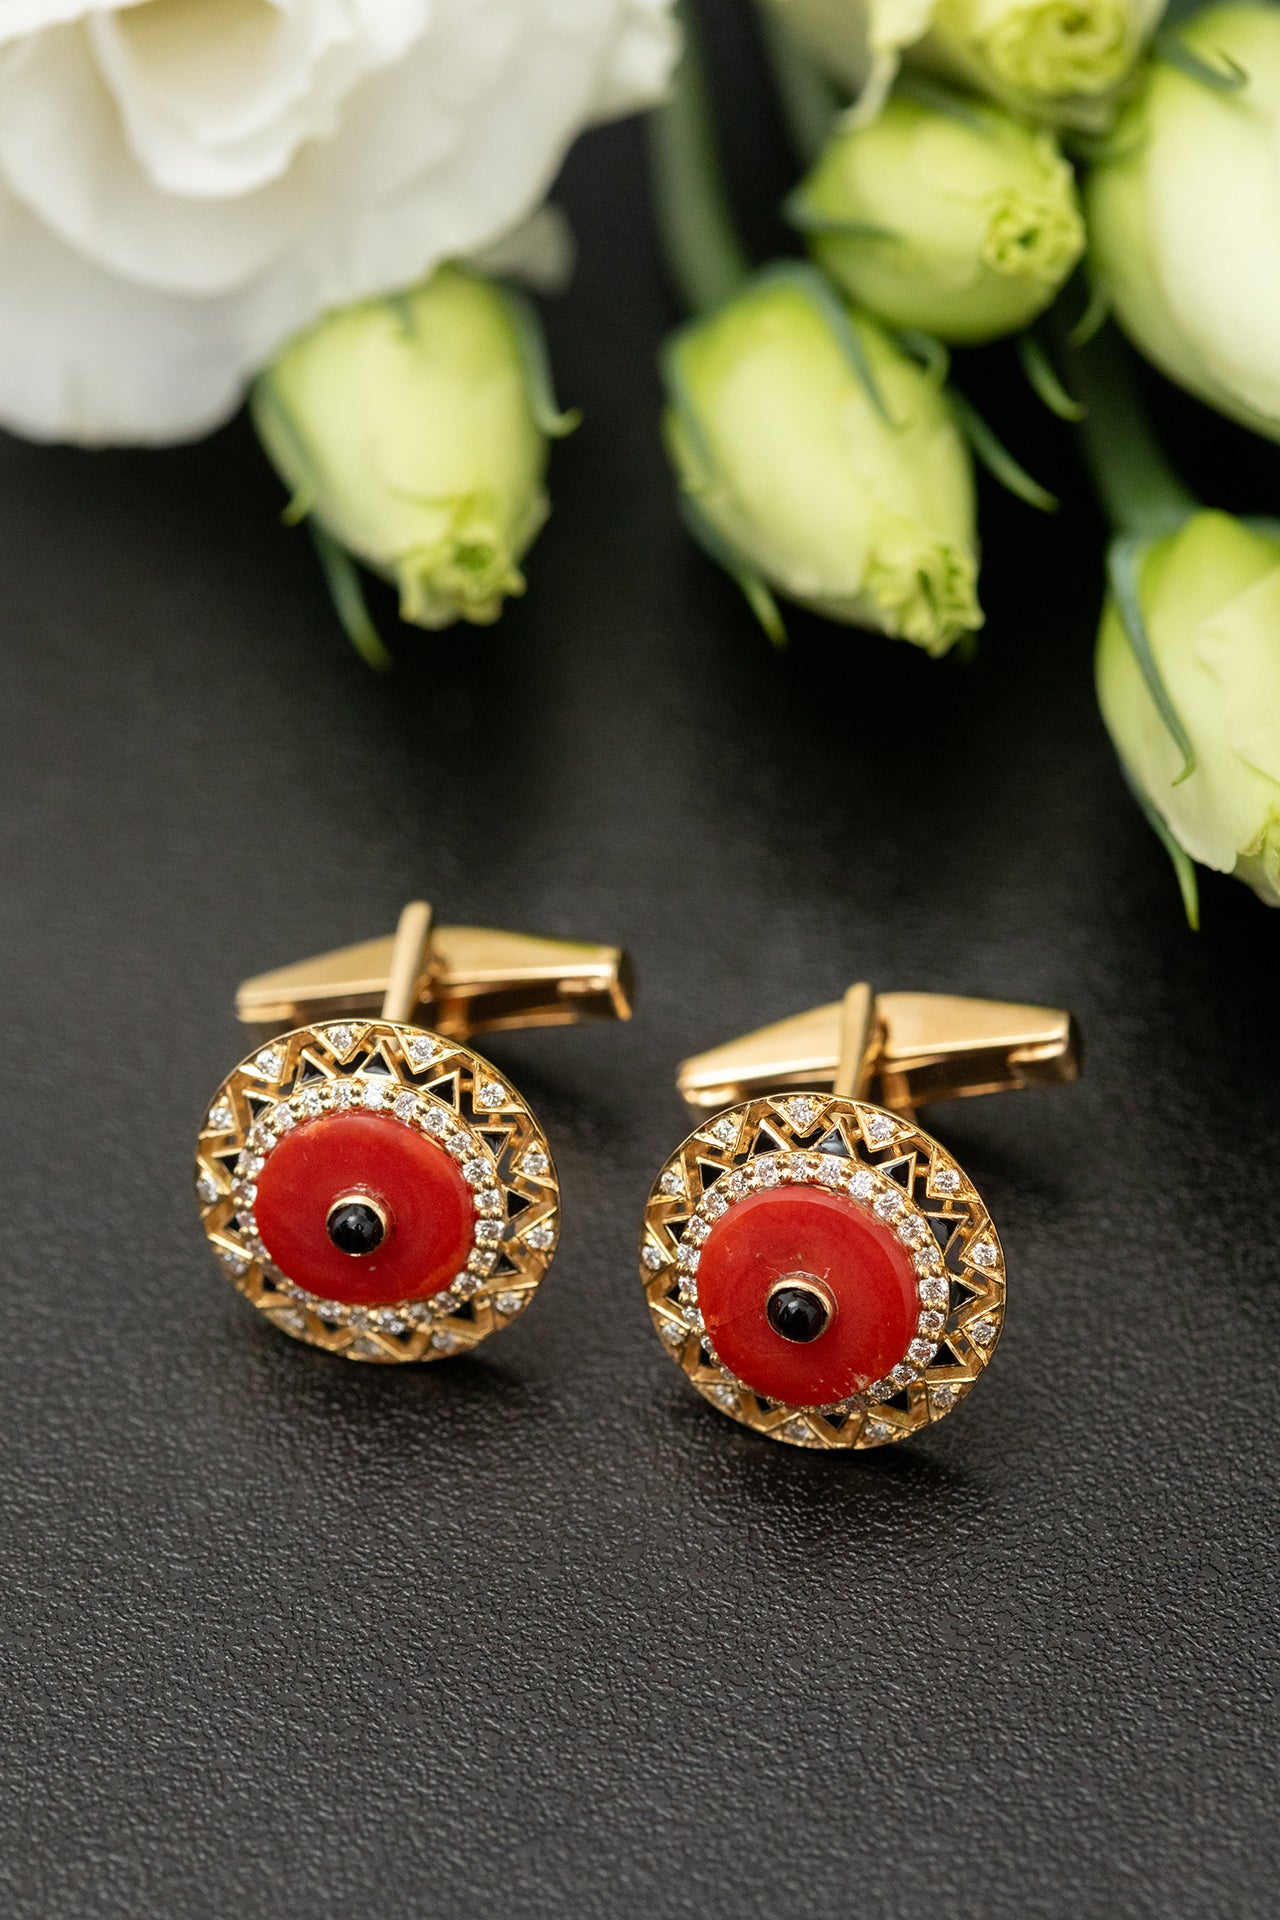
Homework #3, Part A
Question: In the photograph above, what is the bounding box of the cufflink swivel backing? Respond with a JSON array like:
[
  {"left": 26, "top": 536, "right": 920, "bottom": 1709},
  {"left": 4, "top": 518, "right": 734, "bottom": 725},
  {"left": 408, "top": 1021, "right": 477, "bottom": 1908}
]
[
  {"left": 639, "top": 986, "right": 1079, "bottom": 1449},
  {"left": 195, "top": 901, "right": 631, "bottom": 1362}
]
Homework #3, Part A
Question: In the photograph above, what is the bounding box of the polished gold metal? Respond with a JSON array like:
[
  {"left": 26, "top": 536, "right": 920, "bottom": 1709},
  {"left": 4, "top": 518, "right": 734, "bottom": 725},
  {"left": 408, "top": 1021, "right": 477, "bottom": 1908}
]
[
  {"left": 200, "top": 900, "right": 631, "bottom": 1362},
  {"left": 677, "top": 985, "right": 1078, "bottom": 1122},
  {"left": 197, "top": 1021, "right": 561, "bottom": 1362},
  {"left": 237, "top": 899, "right": 633, "bottom": 1042},
  {"left": 646, "top": 983, "right": 1078, "bottom": 1450}
]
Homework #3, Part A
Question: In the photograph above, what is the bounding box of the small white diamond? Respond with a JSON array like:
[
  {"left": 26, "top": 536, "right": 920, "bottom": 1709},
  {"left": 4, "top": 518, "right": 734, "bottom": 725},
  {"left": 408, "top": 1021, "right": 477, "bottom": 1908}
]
[
  {"left": 908, "top": 1338, "right": 938, "bottom": 1366},
  {"left": 703, "top": 1188, "right": 728, "bottom": 1220},
  {"left": 710, "top": 1115, "right": 739, "bottom": 1146},
  {"left": 393, "top": 1091, "right": 418, "bottom": 1121},
  {"left": 864, "top": 1111, "right": 896, "bottom": 1144},
  {"left": 708, "top": 1384, "right": 739, "bottom": 1412},
  {"left": 477, "top": 1080, "right": 507, "bottom": 1110},
  {"left": 970, "top": 1315, "right": 998, "bottom": 1346},
  {"left": 317, "top": 1301, "right": 344, "bottom": 1323},
  {"left": 659, "top": 1169, "right": 684, "bottom": 1197},
  {"left": 362, "top": 1081, "right": 385, "bottom": 1110},
  {"left": 660, "top": 1318, "right": 686, "bottom": 1346},
  {"left": 930, "top": 1383, "right": 959, "bottom": 1411},
  {"left": 272, "top": 1103, "right": 295, "bottom": 1131},
  {"left": 477, "top": 1191, "right": 502, "bottom": 1218},
  {"left": 898, "top": 1215, "right": 928, "bottom": 1246},
  {"left": 932, "top": 1165, "right": 960, "bottom": 1194},
  {"left": 334, "top": 1082, "right": 356, "bottom": 1108},
  {"left": 468, "top": 1249, "right": 498, "bottom": 1276},
  {"left": 864, "top": 1417, "right": 895, "bottom": 1443},
  {"left": 275, "top": 1307, "right": 307, "bottom": 1334},
  {"left": 494, "top": 1291, "right": 526, "bottom": 1316},
  {"left": 324, "top": 1025, "right": 355, "bottom": 1055},
  {"left": 918, "top": 1309, "right": 946, "bottom": 1335},
  {"left": 755, "top": 1156, "right": 781, "bottom": 1186},
  {"left": 849, "top": 1168, "right": 875, "bottom": 1199},
  {"left": 253, "top": 1047, "right": 283, "bottom": 1079},
  {"left": 685, "top": 1217, "right": 709, "bottom": 1245},
  {"left": 874, "top": 1189, "right": 903, "bottom": 1220},
  {"left": 779, "top": 1096, "right": 819, "bottom": 1131},
  {"left": 970, "top": 1239, "right": 998, "bottom": 1269},
  {"left": 197, "top": 1174, "right": 221, "bottom": 1206},
  {"left": 678, "top": 1244, "right": 701, "bottom": 1272},
  {"left": 207, "top": 1099, "right": 234, "bottom": 1133},
  {"left": 642, "top": 1244, "right": 665, "bottom": 1272},
  {"left": 816, "top": 1160, "right": 843, "bottom": 1186},
  {"left": 525, "top": 1222, "right": 555, "bottom": 1251},
  {"left": 462, "top": 1157, "right": 489, "bottom": 1186},
  {"left": 431, "top": 1330, "right": 462, "bottom": 1354},
  {"left": 408, "top": 1036, "right": 441, "bottom": 1068},
  {"left": 350, "top": 1334, "right": 384, "bottom": 1359},
  {"left": 374, "top": 1311, "right": 407, "bottom": 1334},
  {"left": 520, "top": 1147, "right": 549, "bottom": 1177},
  {"left": 476, "top": 1219, "right": 504, "bottom": 1245},
  {"left": 454, "top": 1273, "right": 482, "bottom": 1298},
  {"left": 218, "top": 1249, "right": 247, "bottom": 1275},
  {"left": 723, "top": 1172, "right": 747, "bottom": 1200},
  {"left": 781, "top": 1417, "right": 811, "bottom": 1443},
  {"left": 889, "top": 1363, "right": 914, "bottom": 1390},
  {"left": 423, "top": 1108, "right": 448, "bottom": 1137},
  {"left": 298, "top": 1088, "right": 323, "bottom": 1117}
]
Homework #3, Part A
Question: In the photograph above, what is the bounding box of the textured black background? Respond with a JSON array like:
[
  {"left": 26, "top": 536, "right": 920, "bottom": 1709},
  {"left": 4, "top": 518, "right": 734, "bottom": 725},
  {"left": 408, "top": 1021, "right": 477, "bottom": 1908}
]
[{"left": 2, "top": 10, "right": 1278, "bottom": 1917}]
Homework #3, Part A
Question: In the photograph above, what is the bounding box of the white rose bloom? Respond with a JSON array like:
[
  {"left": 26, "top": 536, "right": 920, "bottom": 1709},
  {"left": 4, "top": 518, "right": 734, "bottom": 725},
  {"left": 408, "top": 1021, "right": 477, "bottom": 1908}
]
[{"left": 0, "top": 0, "right": 678, "bottom": 445}]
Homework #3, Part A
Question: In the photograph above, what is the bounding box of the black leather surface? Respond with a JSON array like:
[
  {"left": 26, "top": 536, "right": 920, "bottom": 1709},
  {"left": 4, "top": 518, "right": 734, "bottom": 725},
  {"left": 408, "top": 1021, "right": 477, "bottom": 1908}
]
[{"left": 2, "top": 25, "right": 1278, "bottom": 1918}]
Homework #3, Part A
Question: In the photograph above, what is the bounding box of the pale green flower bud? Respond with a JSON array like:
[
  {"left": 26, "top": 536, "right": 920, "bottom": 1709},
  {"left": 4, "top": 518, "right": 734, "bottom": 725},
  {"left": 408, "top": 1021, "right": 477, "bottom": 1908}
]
[
  {"left": 791, "top": 90, "right": 1084, "bottom": 343},
  {"left": 918, "top": 0, "right": 1165, "bottom": 126},
  {"left": 664, "top": 266, "right": 982, "bottom": 653},
  {"left": 1087, "top": 5, "right": 1280, "bottom": 443},
  {"left": 758, "top": 0, "right": 1163, "bottom": 126},
  {"left": 253, "top": 265, "right": 568, "bottom": 641},
  {"left": 1097, "top": 511, "right": 1280, "bottom": 911}
]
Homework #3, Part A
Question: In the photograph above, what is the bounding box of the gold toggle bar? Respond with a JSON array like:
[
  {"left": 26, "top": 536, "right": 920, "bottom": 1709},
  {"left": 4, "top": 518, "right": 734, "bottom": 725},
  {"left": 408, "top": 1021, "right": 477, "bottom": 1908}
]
[
  {"left": 676, "top": 986, "right": 1079, "bottom": 1122},
  {"left": 236, "top": 900, "right": 634, "bottom": 1043}
]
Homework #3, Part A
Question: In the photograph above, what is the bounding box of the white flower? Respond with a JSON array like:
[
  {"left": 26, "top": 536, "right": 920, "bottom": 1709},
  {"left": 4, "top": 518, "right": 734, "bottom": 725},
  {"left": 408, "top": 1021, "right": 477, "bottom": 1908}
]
[{"left": 0, "top": 0, "right": 678, "bottom": 445}]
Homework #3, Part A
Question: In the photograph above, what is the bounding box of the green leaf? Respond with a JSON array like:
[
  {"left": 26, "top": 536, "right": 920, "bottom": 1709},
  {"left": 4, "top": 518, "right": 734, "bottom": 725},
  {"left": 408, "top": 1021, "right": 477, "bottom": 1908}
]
[
  {"left": 894, "top": 71, "right": 991, "bottom": 131},
  {"left": 949, "top": 391, "right": 1059, "bottom": 512},
  {"left": 1018, "top": 332, "right": 1085, "bottom": 422},
  {"left": 498, "top": 284, "right": 580, "bottom": 438},
  {"left": 1155, "top": 28, "right": 1248, "bottom": 91},
  {"left": 679, "top": 492, "right": 787, "bottom": 648},
  {"left": 1107, "top": 533, "right": 1196, "bottom": 781},
  {"left": 1069, "top": 275, "right": 1111, "bottom": 347},
  {"left": 1119, "top": 760, "right": 1200, "bottom": 929},
  {"left": 309, "top": 524, "right": 395, "bottom": 672},
  {"left": 896, "top": 328, "right": 951, "bottom": 387},
  {"left": 758, "top": 261, "right": 890, "bottom": 423},
  {"left": 783, "top": 189, "right": 897, "bottom": 243}
]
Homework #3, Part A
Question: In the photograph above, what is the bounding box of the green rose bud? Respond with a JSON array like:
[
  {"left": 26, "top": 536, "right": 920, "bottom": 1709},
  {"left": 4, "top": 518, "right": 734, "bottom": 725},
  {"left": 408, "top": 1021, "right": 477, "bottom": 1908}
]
[
  {"left": 1097, "top": 510, "right": 1280, "bottom": 911},
  {"left": 253, "top": 265, "right": 569, "bottom": 647},
  {"left": 790, "top": 90, "right": 1084, "bottom": 343},
  {"left": 663, "top": 266, "right": 982, "bottom": 653},
  {"left": 1087, "top": 5, "right": 1280, "bottom": 443},
  {"left": 918, "top": 0, "right": 1165, "bottom": 126}
]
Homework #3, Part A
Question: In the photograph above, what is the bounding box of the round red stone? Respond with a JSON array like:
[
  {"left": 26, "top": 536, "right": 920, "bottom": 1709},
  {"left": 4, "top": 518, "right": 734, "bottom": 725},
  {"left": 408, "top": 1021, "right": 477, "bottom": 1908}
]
[
  {"left": 696, "top": 1184, "right": 919, "bottom": 1404},
  {"left": 253, "top": 1110, "right": 475, "bottom": 1308}
]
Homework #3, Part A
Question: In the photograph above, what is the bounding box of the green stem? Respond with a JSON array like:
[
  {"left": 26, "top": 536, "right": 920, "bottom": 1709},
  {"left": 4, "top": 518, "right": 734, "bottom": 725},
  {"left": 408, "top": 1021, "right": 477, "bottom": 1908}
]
[
  {"left": 755, "top": 3, "right": 843, "bottom": 164},
  {"left": 648, "top": 0, "right": 751, "bottom": 315},
  {"left": 1060, "top": 320, "right": 1197, "bottom": 538}
]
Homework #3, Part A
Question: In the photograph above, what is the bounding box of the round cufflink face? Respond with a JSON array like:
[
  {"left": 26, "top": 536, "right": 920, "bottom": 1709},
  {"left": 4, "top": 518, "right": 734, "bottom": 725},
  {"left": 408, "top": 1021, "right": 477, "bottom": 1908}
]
[
  {"left": 639, "top": 1094, "right": 1005, "bottom": 1448},
  {"left": 195, "top": 1021, "right": 559, "bottom": 1361}
]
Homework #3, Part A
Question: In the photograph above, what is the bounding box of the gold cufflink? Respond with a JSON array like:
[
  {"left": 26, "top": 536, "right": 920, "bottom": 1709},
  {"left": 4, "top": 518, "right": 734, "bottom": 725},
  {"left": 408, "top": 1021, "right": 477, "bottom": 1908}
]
[
  {"left": 639, "top": 985, "right": 1079, "bottom": 1449},
  {"left": 195, "top": 901, "right": 631, "bottom": 1362}
]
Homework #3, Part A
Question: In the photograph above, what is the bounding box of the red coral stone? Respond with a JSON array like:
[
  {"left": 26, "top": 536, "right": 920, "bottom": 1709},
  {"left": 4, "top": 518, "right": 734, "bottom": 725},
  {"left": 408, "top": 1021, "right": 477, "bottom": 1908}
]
[
  {"left": 253, "top": 1110, "right": 475, "bottom": 1308},
  {"left": 696, "top": 1184, "right": 919, "bottom": 1404}
]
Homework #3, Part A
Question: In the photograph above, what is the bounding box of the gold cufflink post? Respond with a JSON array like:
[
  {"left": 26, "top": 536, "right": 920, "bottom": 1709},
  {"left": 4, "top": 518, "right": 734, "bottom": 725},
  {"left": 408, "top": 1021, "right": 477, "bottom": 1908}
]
[
  {"left": 236, "top": 900, "right": 633, "bottom": 1043},
  {"left": 677, "top": 985, "right": 1079, "bottom": 1123}
]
